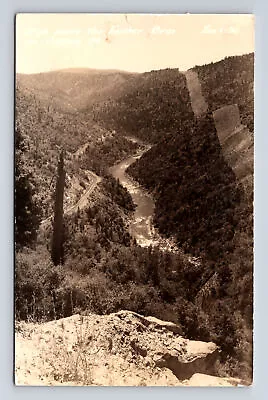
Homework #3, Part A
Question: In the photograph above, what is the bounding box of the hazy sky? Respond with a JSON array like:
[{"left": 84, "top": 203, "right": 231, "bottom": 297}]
[{"left": 16, "top": 14, "right": 254, "bottom": 74}]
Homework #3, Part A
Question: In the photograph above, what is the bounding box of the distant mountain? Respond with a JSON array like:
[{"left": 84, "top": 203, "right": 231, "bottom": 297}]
[{"left": 16, "top": 68, "right": 136, "bottom": 113}]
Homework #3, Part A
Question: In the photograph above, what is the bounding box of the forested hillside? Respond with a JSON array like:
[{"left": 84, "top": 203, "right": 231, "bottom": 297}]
[
  {"left": 127, "top": 112, "right": 253, "bottom": 364},
  {"left": 121, "top": 55, "right": 254, "bottom": 380},
  {"left": 15, "top": 85, "right": 138, "bottom": 218},
  {"left": 128, "top": 114, "right": 241, "bottom": 261},
  {"left": 93, "top": 68, "right": 194, "bottom": 143},
  {"left": 193, "top": 53, "right": 254, "bottom": 132}
]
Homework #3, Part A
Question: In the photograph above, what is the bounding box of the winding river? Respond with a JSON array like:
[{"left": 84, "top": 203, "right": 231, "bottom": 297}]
[
  {"left": 109, "top": 147, "right": 157, "bottom": 247},
  {"left": 110, "top": 142, "right": 177, "bottom": 251}
]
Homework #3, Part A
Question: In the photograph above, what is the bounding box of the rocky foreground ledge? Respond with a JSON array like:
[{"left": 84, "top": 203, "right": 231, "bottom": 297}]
[{"left": 15, "top": 310, "right": 242, "bottom": 386}]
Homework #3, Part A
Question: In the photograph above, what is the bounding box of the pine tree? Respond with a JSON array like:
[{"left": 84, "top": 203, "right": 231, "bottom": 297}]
[
  {"left": 15, "top": 128, "right": 41, "bottom": 248},
  {"left": 51, "top": 150, "right": 65, "bottom": 266}
]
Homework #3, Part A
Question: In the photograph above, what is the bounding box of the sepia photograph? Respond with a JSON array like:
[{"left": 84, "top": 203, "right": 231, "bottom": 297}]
[{"left": 15, "top": 13, "right": 254, "bottom": 386}]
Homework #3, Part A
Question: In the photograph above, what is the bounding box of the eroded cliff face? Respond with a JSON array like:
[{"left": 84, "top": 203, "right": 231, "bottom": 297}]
[{"left": 15, "top": 311, "right": 242, "bottom": 386}]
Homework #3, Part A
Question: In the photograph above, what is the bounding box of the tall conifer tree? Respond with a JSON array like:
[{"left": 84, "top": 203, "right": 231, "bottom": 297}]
[{"left": 51, "top": 150, "right": 65, "bottom": 266}]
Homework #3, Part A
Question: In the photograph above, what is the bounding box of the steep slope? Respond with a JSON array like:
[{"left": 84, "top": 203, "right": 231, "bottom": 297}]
[
  {"left": 15, "top": 83, "right": 138, "bottom": 219},
  {"left": 128, "top": 114, "right": 241, "bottom": 262},
  {"left": 192, "top": 53, "right": 254, "bottom": 133},
  {"left": 124, "top": 54, "right": 253, "bottom": 380},
  {"left": 15, "top": 85, "right": 104, "bottom": 218},
  {"left": 126, "top": 54, "right": 253, "bottom": 263},
  {"left": 213, "top": 104, "right": 253, "bottom": 195},
  {"left": 93, "top": 68, "right": 194, "bottom": 143}
]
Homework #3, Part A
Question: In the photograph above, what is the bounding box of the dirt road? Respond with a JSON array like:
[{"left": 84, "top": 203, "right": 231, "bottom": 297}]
[{"left": 40, "top": 170, "right": 101, "bottom": 228}]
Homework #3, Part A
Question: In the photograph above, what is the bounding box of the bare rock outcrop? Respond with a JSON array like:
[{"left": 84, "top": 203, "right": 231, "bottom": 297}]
[{"left": 15, "top": 311, "right": 241, "bottom": 386}]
